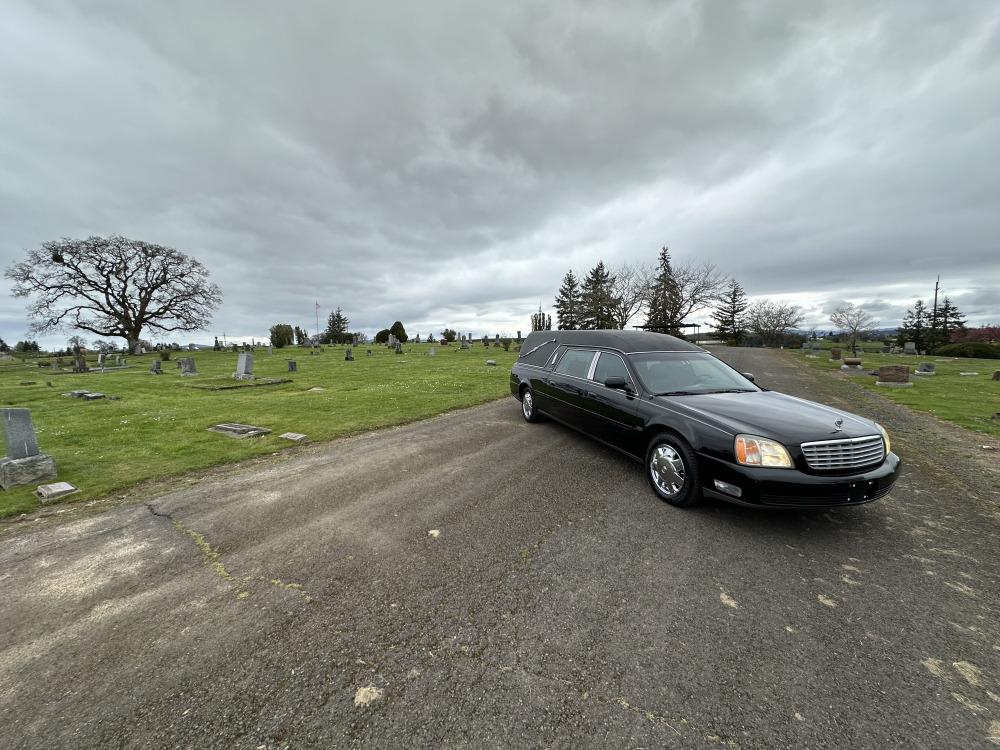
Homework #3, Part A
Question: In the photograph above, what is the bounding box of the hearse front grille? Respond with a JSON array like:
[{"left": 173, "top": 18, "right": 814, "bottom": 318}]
[{"left": 800, "top": 435, "right": 885, "bottom": 471}]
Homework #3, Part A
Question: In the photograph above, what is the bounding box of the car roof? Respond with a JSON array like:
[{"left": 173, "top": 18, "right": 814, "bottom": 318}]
[{"left": 520, "top": 329, "right": 703, "bottom": 355}]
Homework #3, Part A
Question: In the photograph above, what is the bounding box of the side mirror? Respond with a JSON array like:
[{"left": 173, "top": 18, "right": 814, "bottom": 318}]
[
  {"left": 742, "top": 372, "right": 755, "bottom": 383},
  {"left": 604, "top": 376, "right": 628, "bottom": 390}
]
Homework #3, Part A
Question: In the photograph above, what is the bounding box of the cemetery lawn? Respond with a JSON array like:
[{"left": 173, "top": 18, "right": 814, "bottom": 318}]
[
  {"left": 0, "top": 345, "right": 518, "bottom": 518},
  {"left": 794, "top": 350, "right": 1000, "bottom": 440}
]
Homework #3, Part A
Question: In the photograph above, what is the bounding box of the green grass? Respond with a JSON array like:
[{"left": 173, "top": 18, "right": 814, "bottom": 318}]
[
  {"left": 796, "top": 349, "right": 1000, "bottom": 439},
  {"left": 0, "top": 344, "right": 517, "bottom": 518}
]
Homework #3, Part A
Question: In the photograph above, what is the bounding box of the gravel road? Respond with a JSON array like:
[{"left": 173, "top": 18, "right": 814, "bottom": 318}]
[{"left": 2, "top": 347, "right": 998, "bottom": 749}]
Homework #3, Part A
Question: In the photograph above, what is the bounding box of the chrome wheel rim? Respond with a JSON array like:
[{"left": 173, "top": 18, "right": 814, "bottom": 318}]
[
  {"left": 650, "top": 444, "right": 685, "bottom": 496},
  {"left": 522, "top": 391, "right": 533, "bottom": 419}
]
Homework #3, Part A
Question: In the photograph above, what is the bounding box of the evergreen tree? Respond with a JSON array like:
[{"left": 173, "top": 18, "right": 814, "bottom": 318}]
[
  {"left": 897, "top": 300, "right": 929, "bottom": 351},
  {"left": 530, "top": 304, "right": 552, "bottom": 332},
  {"left": 389, "top": 320, "right": 408, "bottom": 343},
  {"left": 710, "top": 279, "right": 749, "bottom": 343},
  {"left": 928, "top": 296, "right": 967, "bottom": 348},
  {"left": 644, "top": 246, "right": 683, "bottom": 333},
  {"left": 294, "top": 326, "right": 309, "bottom": 346},
  {"left": 554, "top": 270, "right": 582, "bottom": 330},
  {"left": 579, "top": 261, "right": 618, "bottom": 330},
  {"left": 269, "top": 324, "right": 294, "bottom": 348},
  {"left": 324, "top": 307, "right": 351, "bottom": 344}
]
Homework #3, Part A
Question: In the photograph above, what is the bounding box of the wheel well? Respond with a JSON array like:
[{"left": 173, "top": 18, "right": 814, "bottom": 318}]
[
  {"left": 518, "top": 382, "right": 530, "bottom": 399},
  {"left": 644, "top": 425, "right": 691, "bottom": 453}
]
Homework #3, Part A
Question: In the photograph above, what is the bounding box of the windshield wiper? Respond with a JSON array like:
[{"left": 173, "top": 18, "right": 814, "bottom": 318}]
[
  {"left": 701, "top": 388, "right": 756, "bottom": 394},
  {"left": 653, "top": 390, "right": 702, "bottom": 396}
]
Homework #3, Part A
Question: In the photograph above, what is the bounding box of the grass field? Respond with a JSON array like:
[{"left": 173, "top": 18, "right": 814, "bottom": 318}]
[
  {"left": 0, "top": 344, "right": 518, "bottom": 518},
  {"left": 795, "top": 348, "right": 1000, "bottom": 439}
]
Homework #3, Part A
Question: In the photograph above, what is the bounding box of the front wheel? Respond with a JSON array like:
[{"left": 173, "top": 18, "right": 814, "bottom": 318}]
[
  {"left": 646, "top": 434, "right": 702, "bottom": 507},
  {"left": 520, "top": 387, "right": 541, "bottom": 423}
]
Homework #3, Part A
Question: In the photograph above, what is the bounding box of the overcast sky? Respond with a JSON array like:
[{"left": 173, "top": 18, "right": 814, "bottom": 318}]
[{"left": 1, "top": 0, "right": 998, "bottom": 346}]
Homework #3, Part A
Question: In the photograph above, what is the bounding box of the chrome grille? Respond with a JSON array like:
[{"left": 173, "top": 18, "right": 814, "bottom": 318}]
[{"left": 800, "top": 435, "right": 885, "bottom": 471}]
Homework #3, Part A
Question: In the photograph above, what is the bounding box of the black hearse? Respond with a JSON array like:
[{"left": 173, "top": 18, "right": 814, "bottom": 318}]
[{"left": 510, "top": 330, "right": 900, "bottom": 508}]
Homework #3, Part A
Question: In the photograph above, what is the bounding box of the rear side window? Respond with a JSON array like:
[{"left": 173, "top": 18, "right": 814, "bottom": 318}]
[
  {"left": 592, "top": 352, "right": 632, "bottom": 386},
  {"left": 518, "top": 337, "right": 559, "bottom": 367},
  {"left": 555, "top": 349, "right": 596, "bottom": 379}
]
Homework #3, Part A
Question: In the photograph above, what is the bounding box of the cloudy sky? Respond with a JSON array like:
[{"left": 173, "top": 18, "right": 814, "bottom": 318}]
[{"left": 1, "top": 0, "right": 998, "bottom": 346}]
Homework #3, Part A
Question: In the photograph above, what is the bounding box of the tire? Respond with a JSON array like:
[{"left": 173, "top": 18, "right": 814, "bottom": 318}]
[
  {"left": 646, "top": 433, "right": 702, "bottom": 507},
  {"left": 520, "top": 386, "right": 542, "bottom": 423}
]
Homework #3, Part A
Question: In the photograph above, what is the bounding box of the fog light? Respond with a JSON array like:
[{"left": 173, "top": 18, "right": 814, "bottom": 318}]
[{"left": 714, "top": 479, "right": 742, "bottom": 498}]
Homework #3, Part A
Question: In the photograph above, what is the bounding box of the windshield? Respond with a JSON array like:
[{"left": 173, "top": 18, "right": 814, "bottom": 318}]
[{"left": 627, "top": 352, "right": 760, "bottom": 395}]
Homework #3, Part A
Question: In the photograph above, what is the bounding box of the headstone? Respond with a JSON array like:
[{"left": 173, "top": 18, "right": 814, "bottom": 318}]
[
  {"left": 50, "top": 361, "right": 59, "bottom": 371},
  {"left": 517, "top": 330, "right": 522, "bottom": 342},
  {"left": 903, "top": 341, "right": 917, "bottom": 354},
  {"left": 959, "top": 372, "right": 979, "bottom": 377},
  {"left": 234, "top": 352, "right": 254, "bottom": 380},
  {"left": 208, "top": 423, "right": 272, "bottom": 438},
  {"left": 97, "top": 353, "right": 105, "bottom": 367},
  {"left": 993, "top": 371, "right": 1000, "bottom": 381},
  {"left": 830, "top": 348, "right": 841, "bottom": 361},
  {"left": 150, "top": 360, "right": 162, "bottom": 374},
  {"left": 243, "top": 343, "right": 251, "bottom": 352},
  {"left": 345, "top": 347, "right": 354, "bottom": 361},
  {"left": 461, "top": 339, "right": 470, "bottom": 350},
  {"left": 842, "top": 357, "right": 862, "bottom": 367},
  {"left": 0, "top": 408, "right": 57, "bottom": 489},
  {"left": 428, "top": 346, "right": 436, "bottom": 357},
  {"left": 366, "top": 350, "right": 373, "bottom": 357},
  {"left": 2, "top": 408, "right": 39, "bottom": 459},
  {"left": 394, "top": 342, "right": 403, "bottom": 354},
  {"left": 65, "top": 390, "right": 90, "bottom": 398},
  {"left": 287, "top": 360, "right": 297, "bottom": 372},
  {"left": 35, "top": 482, "right": 79, "bottom": 503},
  {"left": 486, "top": 359, "right": 497, "bottom": 366},
  {"left": 917, "top": 362, "right": 935, "bottom": 373},
  {"left": 876, "top": 365, "right": 912, "bottom": 387},
  {"left": 82, "top": 393, "right": 105, "bottom": 400},
  {"left": 279, "top": 432, "right": 308, "bottom": 442},
  {"left": 268, "top": 346, "right": 274, "bottom": 355},
  {"left": 180, "top": 358, "right": 198, "bottom": 376},
  {"left": 482, "top": 336, "right": 489, "bottom": 347},
  {"left": 881, "top": 347, "right": 890, "bottom": 354}
]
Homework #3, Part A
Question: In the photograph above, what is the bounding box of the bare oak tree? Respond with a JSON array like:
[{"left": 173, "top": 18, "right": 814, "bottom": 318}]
[
  {"left": 746, "top": 300, "right": 805, "bottom": 347},
  {"left": 610, "top": 262, "right": 653, "bottom": 329},
  {"left": 673, "top": 260, "right": 729, "bottom": 323},
  {"left": 829, "top": 302, "right": 877, "bottom": 352},
  {"left": 6, "top": 235, "right": 223, "bottom": 352}
]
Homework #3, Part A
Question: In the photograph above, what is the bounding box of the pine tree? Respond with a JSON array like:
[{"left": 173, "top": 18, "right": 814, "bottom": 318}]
[
  {"left": 931, "top": 296, "right": 967, "bottom": 347},
  {"left": 579, "top": 262, "right": 618, "bottom": 330},
  {"left": 710, "top": 279, "right": 749, "bottom": 343},
  {"left": 389, "top": 320, "right": 408, "bottom": 343},
  {"left": 554, "top": 270, "right": 582, "bottom": 330},
  {"left": 530, "top": 304, "right": 547, "bottom": 332},
  {"left": 324, "top": 307, "right": 351, "bottom": 344},
  {"left": 897, "top": 300, "right": 929, "bottom": 351},
  {"left": 645, "top": 246, "right": 682, "bottom": 333}
]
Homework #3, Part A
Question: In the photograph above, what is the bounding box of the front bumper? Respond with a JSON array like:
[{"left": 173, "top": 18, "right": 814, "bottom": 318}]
[{"left": 699, "top": 452, "right": 902, "bottom": 509}]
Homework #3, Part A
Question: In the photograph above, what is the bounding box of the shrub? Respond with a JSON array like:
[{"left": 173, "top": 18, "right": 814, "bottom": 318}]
[
  {"left": 932, "top": 342, "right": 1000, "bottom": 359},
  {"left": 374, "top": 329, "right": 390, "bottom": 344},
  {"left": 159, "top": 349, "right": 171, "bottom": 361},
  {"left": 501, "top": 338, "right": 511, "bottom": 351},
  {"left": 389, "top": 321, "right": 408, "bottom": 343},
  {"left": 270, "top": 324, "right": 294, "bottom": 348}
]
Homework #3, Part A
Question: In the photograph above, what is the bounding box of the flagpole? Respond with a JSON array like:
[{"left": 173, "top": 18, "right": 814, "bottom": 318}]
[{"left": 315, "top": 302, "right": 320, "bottom": 342}]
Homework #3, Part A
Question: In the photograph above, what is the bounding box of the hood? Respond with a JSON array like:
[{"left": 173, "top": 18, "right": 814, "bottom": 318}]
[{"left": 655, "top": 390, "right": 880, "bottom": 445}]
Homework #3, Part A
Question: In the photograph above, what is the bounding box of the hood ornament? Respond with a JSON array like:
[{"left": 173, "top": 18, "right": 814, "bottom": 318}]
[{"left": 834, "top": 418, "right": 844, "bottom": 432}]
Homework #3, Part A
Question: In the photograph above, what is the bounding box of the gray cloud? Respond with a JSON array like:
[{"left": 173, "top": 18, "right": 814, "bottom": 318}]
[{"left": 1, "top": 0, "right": 998, "bottom": 347}]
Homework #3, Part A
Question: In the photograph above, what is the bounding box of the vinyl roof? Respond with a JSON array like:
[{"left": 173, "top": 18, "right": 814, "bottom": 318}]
[{"left": 520, "top": 329, "right": 703, "bottom": 355}]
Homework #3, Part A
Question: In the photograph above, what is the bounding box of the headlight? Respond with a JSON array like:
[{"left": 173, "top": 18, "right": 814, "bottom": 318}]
[
  {"left": 875, "top": 423, "right": 891, "bottom": 455},
  {"left": 735, "top": 434, "right": 793, "bottom": 468}
]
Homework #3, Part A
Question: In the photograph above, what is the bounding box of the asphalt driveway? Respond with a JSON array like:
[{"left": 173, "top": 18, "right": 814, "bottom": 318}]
[{"left": 2, "top": 347, "right": 998, "bottom": 749}]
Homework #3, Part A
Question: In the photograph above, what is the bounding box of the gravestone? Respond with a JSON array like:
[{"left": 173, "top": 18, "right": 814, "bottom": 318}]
[
  {"left": 287, "top": 360, "right": 297, "bottom": 372},
  {"left": 35, "top": 482, "right": 79, "bottom": 503},
  {"left": 234, "top": 352, "right": 254, "bottom": 380},
  {"left": 841, "top": 357, "right": 862, "bottom": 369},
  {"left": 517, "top": 330, "right": 522, "bottom": 342},
  {"left": 50, "top": 361, "right": 59, "bottom": 371},
  {"left": 394, "top": 342, "right": 403, "bottom": 355},
  {"left": 97, "top": 353, "right": 105, "bottom": 367},
  {"left": 0, "top": 408, "right": 57, "bottom": 489},
  {"left": 429, "top": 346, "right": 436, "bottom": 357},
  {"left": 830, "top": 348, "right": 841, "bottom": 361},
  {"left": 345, "top": 347, "right": 354, "bottom": 361},
  {"left": 366, "top": 350, "right": 373, "bottom": 357},
  {"left": 180, "top": 358, "right": 198, "bottom": 376},
  {"left": 903, "top": 341, "right": 916, "bottom": 354},
  {"left": 279, "top": 432, "right": 308, "bottom": 442},
  {"left": 208, "top": 423, "right": 271, "bottom": 439},
  {"left": 150, "top": 360, "right": 162, "bottom": 374},
  {"left": 486, "top": 359, "right": 497, "bottom": 366},
  {"left": 461, "top": 339, "right": 469, "bottom": 350},
  {"left": 882, "top": 346, "right": 890, "bottom": 354},
  {"left": 877, "top": 365, "right": 912, "bottom": 387},
  {"left": 482, "top": 336, "right": 489, "bottom": 347},
  {"left": 993, "top": 371, "right": 1000, "bottom": 381},
  {"left": 73, "top": 352, "right": 88, "bottom": 373},
  {"left": 243, "top": 343, "right": 251, "bottom": 352},
  {"left": 917, "top": 362, "right": 935, "bottom": 373},
  {"left": 388, "top": 334, "right": 397, "bottom": 348}
]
